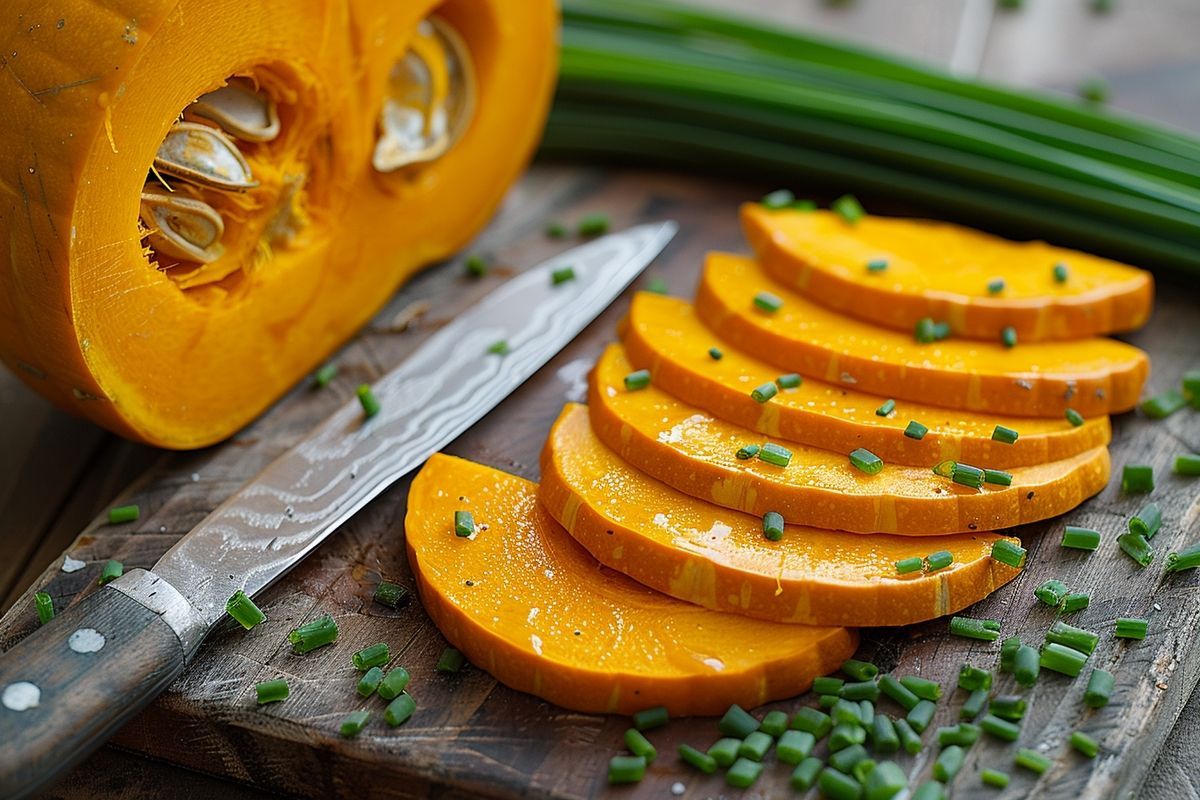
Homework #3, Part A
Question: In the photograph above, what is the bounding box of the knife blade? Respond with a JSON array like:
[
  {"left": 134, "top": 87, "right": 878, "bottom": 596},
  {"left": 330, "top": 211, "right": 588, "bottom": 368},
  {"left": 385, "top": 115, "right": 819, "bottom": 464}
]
[{"left": 0, "top": 221, "right": 677, "bottom": 799}]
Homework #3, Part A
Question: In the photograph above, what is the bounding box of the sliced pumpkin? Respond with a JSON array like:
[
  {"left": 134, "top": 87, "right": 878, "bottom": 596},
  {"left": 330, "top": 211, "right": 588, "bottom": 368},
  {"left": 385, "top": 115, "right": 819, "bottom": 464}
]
[
  {"left": 621, "top": 294, "right": 1111, "bottom": 468},
  {"left": 540, "top": 407, "right": 1021, "bottom": 626},
  {"left": 742, "top": 204, "right": 1154, "bottom": 341},
  {"left": 587, "top": 354, "right": 1110, "bottom": 533},
  {"left": 695, "top": 252, "right": 1148, "bottom": 417},
  {"left": 406, "top": 453, "right": 858, "bottom": 715}
]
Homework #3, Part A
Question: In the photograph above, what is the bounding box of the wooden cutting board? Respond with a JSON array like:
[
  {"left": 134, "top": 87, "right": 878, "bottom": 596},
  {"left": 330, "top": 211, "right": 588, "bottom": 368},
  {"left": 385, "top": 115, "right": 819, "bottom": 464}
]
[{"left": 2, "top": 165, "right": 1199, "bottom": 800}]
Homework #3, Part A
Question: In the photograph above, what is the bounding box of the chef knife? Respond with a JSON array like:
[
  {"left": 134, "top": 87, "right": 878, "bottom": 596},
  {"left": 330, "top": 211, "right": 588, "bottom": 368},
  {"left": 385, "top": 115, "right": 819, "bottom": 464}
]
[{"left": 0, "top": 220, "right": 678, "bottom": 799}]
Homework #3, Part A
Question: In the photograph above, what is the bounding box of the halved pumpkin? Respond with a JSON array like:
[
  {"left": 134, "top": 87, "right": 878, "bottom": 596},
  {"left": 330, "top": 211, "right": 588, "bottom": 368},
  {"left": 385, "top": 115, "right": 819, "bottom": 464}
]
[
  {"left": 406, "top": 453, "right": 858, "bottom": 715},
  {"left": 695, "top": 252, "right": 1148, "bottom": 417},
  {"left": 621, "top": 294, "right": 1111, "bottom": 468}
]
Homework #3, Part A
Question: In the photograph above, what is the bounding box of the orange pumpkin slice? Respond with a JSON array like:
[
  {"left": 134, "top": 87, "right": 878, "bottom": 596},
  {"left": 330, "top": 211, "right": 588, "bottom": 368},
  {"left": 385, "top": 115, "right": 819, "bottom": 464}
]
[
  {"left": 540, "top": 407, "right": 1022, "bottom": 626},
  {"left": 695, "top": 252, "right": 1148, "bottom": 417},
  {"left": 742, "top": 204, "right": 1154, "bottom": 341},
  {"left": 588, "top": 351, "right": 1110, "bottom": 534},
  {"left": 621, "top": 294, "right": 1111, "bottom": 468},
  {"left": 406, "top": 453, "right": 857, "bottom": 715}
]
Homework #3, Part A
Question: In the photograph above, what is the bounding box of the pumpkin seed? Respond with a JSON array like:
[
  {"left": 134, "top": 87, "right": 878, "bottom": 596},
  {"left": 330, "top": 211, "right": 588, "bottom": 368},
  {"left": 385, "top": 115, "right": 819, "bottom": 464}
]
[
  {"left": 154, "top": 122, "right": 258, "bottom": 191},
  {"left": 187, "top": 81, "right": 280, "bottom": 143},
  {"left": 139, "top": 188, "right": 226, "bottom": 264}
]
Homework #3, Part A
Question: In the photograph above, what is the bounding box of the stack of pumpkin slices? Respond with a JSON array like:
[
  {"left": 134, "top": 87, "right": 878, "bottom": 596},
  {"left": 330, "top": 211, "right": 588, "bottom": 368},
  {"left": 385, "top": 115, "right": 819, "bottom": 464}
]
[{"left": 405, "top": 202, "right": 1152, "bottom": 716}]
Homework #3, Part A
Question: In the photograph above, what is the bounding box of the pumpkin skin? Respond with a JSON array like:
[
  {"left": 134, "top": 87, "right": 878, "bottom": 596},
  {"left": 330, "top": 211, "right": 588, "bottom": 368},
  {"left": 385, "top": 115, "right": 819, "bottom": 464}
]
[{"left": 0, "top": 0, "right": 558, "bottom": 448}]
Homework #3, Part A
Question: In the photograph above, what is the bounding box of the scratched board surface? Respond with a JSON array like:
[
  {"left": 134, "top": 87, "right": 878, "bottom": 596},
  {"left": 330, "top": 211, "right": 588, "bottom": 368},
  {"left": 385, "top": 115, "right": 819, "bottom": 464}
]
[{"left": 1, "top": 164, "right": 1199, "bottom": 800}]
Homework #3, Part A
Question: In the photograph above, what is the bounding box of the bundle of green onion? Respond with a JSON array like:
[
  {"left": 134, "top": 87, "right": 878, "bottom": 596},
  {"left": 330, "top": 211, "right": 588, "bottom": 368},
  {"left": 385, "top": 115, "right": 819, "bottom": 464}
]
[{"left": 547, "top": 0, "right": 1200, "bottom": 272}]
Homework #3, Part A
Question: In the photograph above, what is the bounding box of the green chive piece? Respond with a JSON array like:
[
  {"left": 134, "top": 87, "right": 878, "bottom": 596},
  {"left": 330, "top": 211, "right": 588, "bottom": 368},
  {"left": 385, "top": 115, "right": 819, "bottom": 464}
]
[
  {"left": 981, "top": 768, "right": 1010, "bottom": 788},
  {"left": 1079, "top": 76, "right": 1110, "bottom": 104},
  {"left": 736, "top": 443, "right": 761, "bottom": 460},
  {"left": 577, "top": 213, "right": 609, "bottom": 237},
  {"left": 758, "top": 442, "right": 793, "bottom": 467},
  {"left": 624, "top": 369, "right": 651, "bottom": 391},
  {"left": 1185, "top": 370, "right": 1200, "bottom": 405},
  {"left": 738, "top": 730, "right": 773, "bottom": 762},
  {"left": 840, "top": 680, "right": 881, "bottom": 702},
  {"left": 876, "top": 399, "right": 896, "bottom": 417},
  {"left": 842, "top": 659, "right": 879, "bottom": 682},
  {"left": 879, "top": 675, "right": 920, "bottom": 711},
  {"left": 313, "top": 362, "right": 338, "bottom": 388},
  {"left": 949, "top": 616, "right": 999, "bottom": 641},
  {"left": 832, "top": 194, "right": 865, "bottom": 224},
  {"left": 832, "top": 699, "right": 863, "bottom": 728},
  {"left": 989, "top": 694, "right": 1027, "bottom": 721},
  {"left": 849, "top": 447, "right": 884, "bottom": 475},
  {"left": 487, "top": 340, "right": 510, "bottom": 356},
  {"left": 817, "top": 767, "right": 860, "bottom": 799},
  {"left": 914, "top": 317, "right": 937, "bottom": 343},
  {"left": 1014, "top": 645, "right": 1041, "bottom": 687},
  {"left": 907, "top": 699, "right": 937, "bottom": 733},
  {"left": 790, "top": 756, "right": 823, "bottom": 791},
  {"left": 725, "top": 757, "right": 763, "bottom": 789},
  {"left": 1062, "top": 526, "right": 1101, "bottom": 551},
  {"left": 960, "top": 689, "right": 988, "bottom": 721},
  {"left": 1085, "top": 668, "right": 1115, "bottom": 708},
  {"left": 913, "top": 781, "right": 945, "bottom": 800},
  {"left": 828, "top": 738, "right": 868, "bottom": 767},
  {"left": 904, "top": 420, "right": 928, "bottom": 440},
  {"left": 544, "top": 221, "right": 567, "bottom": 239},
  {"left": 97, "top": 559, "right": 123, "bottom": 586},
  {"left": 708, "top": 346, "right": 723, "bottom": 360},
  {"left": 926, "top": 550, "right": 953, "bottom": 572},
  {"left": 900, "top": 675, "right": 942, "bottom": 701},
  {"left": 895, "top": 556, "right": 923, "bottom": 575},
  {"left": 383, "top": 692, "right": 416, "bottom": 727},
  {"left": 632, "top": 704, "right": 669, "bottom": 731},
  {"left": 225, "top": 590, "right": 266, "bottom": 630},
  {"left": 761, "top": 189, "right": 795, "bottom": 209},
  {"left": 1040, "top": 642, "right": 1089, "bottom": 677},
  {"left": 255, "top": 678, "right": 289, "bottom": 705},
  {"left": 373, "top": 581, "right": 409, "bottom": 608},
  {"left": 377, "top": 667, "right": 411, "bottom": 701},
  {"left": 107, "top": 505, "right": 139, "bottom": 525},
  {"left": 339, "top": 710, "right": 370, "bottom": 738},
  {"left": 1062, "top": 592, "right": 1090, "bottom": 614},
  {"left": 33, "top": 591, "right": 53, "bottom": 625},
  {"left": 551, "top": 266, "right": 575, "bottom": 285},
  {"left": 992, "top": 425, "right": 1019, "bottom": 444},
  {"left": 718, "top": 703, "right": 760, "bottom": 738},
  {"left": 814, "top": 676, "right": 846, "bottom": 695},
  {"left": 435, "top": 646, "right": 466, "bottom": 673},
  {"left": 707, "top": 737, "right": 741, "bottom": 768},
  {"left": 776, "top": 729, "right": 816, "bottom": 764},
  {"left": 678, "top": 744, "right": 717, "bottom": 774},
  {"left": 1141, "top": 389, "right": 1186, "bottom": 419},
  {"left": 777, "top": 372, "right": 803, "bottom": 389},
  {"left": 1166, "top": 542, "right": 1200, "bottom": 573},
  {"left": 984, "top": 468, "right": 1013, "bottom": 486},
  {"left": 934, "top": 744, "right": 965, "bottom": 781},
  {"left": 1130, "top": 502, "right": 1162, "bottom": 539},
  {"left": 1118, "top": 532, "right": 1155, "bottom": 567},
  {"left": 1035, "top": 579, "right": 1070, "bottom": 607},
  {"left": 464, "top": 254, "right": 488, "bottom": 277},
  {"left": 357, "top": 667, "right": 384, "bottom": 698},
  {"left": 990, "top": 539, "right": 1026, "bottom": 568},
  {"left": 791, "top": 200, "right": 818, "bottom": 211},
  {"left": 607, "top": 754, "right": 646, "bottom": 785},
  {"left": 1053, "top": 262, "right": 1070, "bottom": 283},
  {"left": 895, "top": 718, "right": 923, "bottom": 755},
  {"left": 1065, "top": 408, "right": 1086, "bottom": 427},
  {"left": 454, "top": 510, "right": 475, "bottom": 538},
  {"left": 751, "top": 381, "right": 778, "bottom": 403},
  {"left": 937, "top": 722, "right": 981, "bottom": 747},
  {"left": 758, "top": 709, "right": 788, "bottom": 738},
  {"left": 753, "top": 291, "right": 783, "bottom": 313},
  {"left": 979, "top": 714, "right": 1020, "bottom": 743},
  {"left": 1071, "top": 731, "right": 1100, "bottom": 758},
  {"left": 958, "top": 664, "right": 993, "bottom": 692},
  {"left": 854, "top": 759, "right": 879, "bottom": 788},
  {"left": 866, "top": 760, "right": 906, "bottom": 798},
  {"left": 1000, "top": 636, "right": 1020, "bottom": 672},
  {"left": 1174, "top": 454, "right": 1200, "bottom": 475},
  {"left": 1000, "top": 326, "right": 1017, "bottom": 348},
  {"left": 1115, "top": 617, "right": 1149, "bottom": 640},
  {"left": 866, "top": 258, "right": 889, "bottom": 273},
  {"left": 858, "top": 700, "right": 875, "bottom": 727},
  {"left": 624, "top": 729, "right": 658, "bottom": 762},
  {"left": 352, "top": 642, "right": 389, "bottom": 671},
  {"left": 986, "top": 278, "right": 1005, "bottom": 294},
  {"left": 791, "top": 707, "right": 832, "bottom": 738},
  {"left": 645, "top": 277, "right": 669, "bottom": 295},
  {"left": 871, "top": 714, "right": 900, "bottom": 754},
  {"left": 1015, "top": 747, "right": 1052, "bottom": 774},
  {"left": 951, "top": 462, "right": 985, "bottom": 489},
  {"left": 288, "top": 614, "right": 338, "bottom": 653},
  {"left": 356, "top": 385, "right": 380, "bottom": 418},
  {"left": 932, "top": 321, "right": 951, "bottom": 340},
  {"left": 1121, "top": 464, "right": 1154, "bottom": 492},
  {"left": 1046, "top": 620, "right": 1099, "bottom": 654}
]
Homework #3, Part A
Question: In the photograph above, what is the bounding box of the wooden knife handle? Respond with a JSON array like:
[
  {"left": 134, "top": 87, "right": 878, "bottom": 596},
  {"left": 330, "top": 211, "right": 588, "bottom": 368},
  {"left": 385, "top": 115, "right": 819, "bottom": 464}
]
[{"left": 0, "top": 570, "right": 201, "bottom": 799}]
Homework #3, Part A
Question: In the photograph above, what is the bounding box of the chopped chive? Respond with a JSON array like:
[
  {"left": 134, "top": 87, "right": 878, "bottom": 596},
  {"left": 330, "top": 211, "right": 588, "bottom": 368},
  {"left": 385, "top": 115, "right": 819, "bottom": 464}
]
[
  {"left": 761, "top": 189, "right": 795, "bottom": 209},
  {"left": 225, "top": 590, "right": 266, "bottom": 630},
  {"left": 840, "top": 680, "right": 880, "bottom": 702},
  {"left": 608, "top": 754, "right": 646, "bottom": 785},
  {"left": 726, "top": 757, "right": 764, "bottom": 789},
  {"left": 760, "top": 709, "right": 789, "bottom": 737},
  {"left": 914, "top": 317, "right": 937, "bottom": 343},
  {"left": 454, "top": 510, "right": 475, "bottom": 538},
  {"left": 904, "top": 420, "right": 928, "bottom": 440},
  {"left": 866, "top": 761, "right": 906, "bottom": 797},
  {"left": 707, "top": 738, "right": 741, "bottom": 768},
  {"left": 951, "top": 463, "right": 985, "bottom": 489},
  {"left": 982, "top": 769, "right": 1010, "bottom": 788},
  {"left": 814, "top": 675, "right": 845, "bottom": 696},
  {"left": 1118, "top": 532, "right": 1154, "bottom": 567},
  {"left": 790, "top": 756, "right": 823, "bottom": 790},
  {"left": 544, "top": 221, "right": 567, "bottom": 239},
  {"left": 312, "top": 362, "right": 338, "bottom": 388},
  {"left": 718, "top": 704, "right": 760, "bottom": 738},
  {"left": 934, "top": 744, "right": 965, "bottom": 781},
  {"left": 708, "top": 346, "right": 723, "bottom": 360},
  {"left": 819, "top": 692, "right": 842, "bottom": 708},
  {"left": 879, "top": 674, "right": 920, "bottom": 711},
  {"left": 1141, "top": 389, "right": 1186, "bottom": 419},
  {"left": 377, "top": 667, "right": 411, "bottom": 701},
  {"left": 1065, "top": 408, "right": 1086, "bottom": 427},
  {"left": 992, "top": 424, "right": 1019, "bottom": 444},
  {"left": 1070, "top": 731, "right": 1099, "bottom": 758},
  {"left": 986, "top": 278, "right": 1005, "bottom": 294},
  {"left": 949, "top": 616, "right": 999, "bottom": 641},
  {"left": 958, "top": 664, "right": 993, "bottom": 692},
  {"left": 758, "top": 442, "right": 793, "bottom": 467},
  {"left": 1115, "top": 618, "right": 1149, "bottom": 640},
  {"left": 791, "top": 707, "right": 832, "bottom": 738},
  {"left": 736, "top": 443, "right": 761, "bottom": 460},
  {"left": 357, "top": 667, "right": 384, "bottom": 698},
  {"left": 1046, "top": 620, "right": 1099, "bottom": 654},
  {"left": 753, "top": 291, "right": 783, "bottom": 313},
  {"left": 624, "top": 729, "right": 658, "bottom": 762},
  {"left": 97, "top": 560, "right": 123, "bottom": 586},
  {"left": 817, "top": 767, "right": 860, "bottom": 798},
  {"left": 984, "top": 468, "right": 1013, "bottom": 486},
  {"left": 356, "top": 384, "right": 380, "bottom": 418},
  {"left": 937, "top": 722, "right": 981, "bottom": 747},
  {"left": 1175, "top": 454, "right": 1200, "bottom": 475},
  {"left": 339, "top": 710, "right": 371, "bottom": 737},
  {"left": 871, "top": 714, "right": 900, "bottom": 753},
  {"left": 256, "top": 678, "right": 289, "bottom": 705},
  {"left": 895, "top": 718, "right": 923, "bottom": 754},
  {"left": 678, "top": 743, "right": 717, "bottom": 774},
  {"left": 551, "top": 266, "right": 575, "bottom": 285},
  {"left": 487, "top": 340, "right": 510, "bottom": 355},
  {"left": 991, "top": 539, "right": 1026, "bottom": 568},
  {"left": 1035, "top": 579, "right": 1070, "bottom": 607},
  {"left": 989, "top": 694, "right": 1027, "bottom": 721},
  {"left": 828, "top": 735, "right": 867, "bottom": 764},
  {"left": 1062, "top": 525, "right": 1101, "bottom": 551},
  {"left": 790, "top": 199, "right": 817, "bottom": 211},
  {"left": 288, "top": 614, "right": 338, "bottom": 653},
  {"left": 1000, "top": 326, "right": 1017, "bottom": 348},
  {"left": 1015, "top": 747, "right": 1052, "bottom": 775},
  {"left": 895, "top": 556, "right": 923, "bottom": 575},
  {"left": 900, "top": 675, "right": 942, "bottom": 702},
  {"left": 849, "top": 447, "right": 884, "bottom": 475},
  {"left": 751, "top": 381, "right": 778, "bottom": 403},
  {"left": 436, "top": 646, "right": 466, "bottom": 673},
  {"left": 383, "top": 692, "right": 416, "bottom": 726},
  {"left": 1121, "top": 464, "right": 1154, "bottom": 492},
  {"left": 644, "top": 277, "right": 669, "bottom": 295},
  {"left": 832, "top": 194, "right": 865, "bottom": 224},
  {"left": 632, "top": 704, "right": 669, "bottom": 731},
  {"left": 1166, "top": 542, "right": 1200, "bottom": 573},
  {"left": 1000, "top": 637, "right": 1021, "bottom": 672},
  {"left": 866, "top": 258, "right": 889, "bottom": 272},
  {"left": 464, "top": 254, "right": 488, "bottom": 277},
  {"left": 832, "top": 699, "right": 863, "bottom": 728},
  {"left": 1040, "top": 642, "right": 1089, "bottom": 677},
  {"left": 1053, "top": 262, "right": 1070, "bottom": 283},
  {"left": 352, "top": 642, "right": 389, "bottom": 671},
  {"left": 1061, "top": 593, "right": 1090, "bottom": 614},
  {"left": 907, "top": 699, "right": 937, "bottom": 733},
  {"left": 738, "top": 730, "right": 773, "bottom": 761},
  {"left": 777, "top": 372, "right": 802, "bottom": 389},
  {"left": 1013, "top": 645, "right": 1040, "bottom": 687},
  {"left": 926, "top": 550, "right": 953, "bottom": 572},
  {"left": 1186, "top": 370, "right": 1200, "bottom": 406},
  {"left": 373, "top": 581, "right": 409, "bottom": 608},
  {"left": 875, "top": 399, "right": 896, "bottom": 417},
  {"left": 107, "top": 505, "right": 139, "bottom": 524},
  {"left": 932, "top": 321, "right": 951, "bottom": 340},
  {"left": 841, "top": 659, "right": 879, "bottom": 682},
  {"left": 624, "top": 369, "right": 651, "bottom": 391},
  {"left": 577, "top": 213, "right": 610, "bottom": 237},
  {"left": 979, "top": 714, "right": 1019, "bottom": 742},
  {"left": 960, "top": 690, "right": 988, "bottom": 721},
  {"left": 1085, "top": 668, "right": 1115, "bottom": 708},
  {"left": 1130, "top": 502, "right": 1162, "bottom": 539},
  {"left": 33, "top": 591, "right": 53, "bottom": 625},
  {"left": 858, "top": 700, "right": 875, "bottom": 727}
]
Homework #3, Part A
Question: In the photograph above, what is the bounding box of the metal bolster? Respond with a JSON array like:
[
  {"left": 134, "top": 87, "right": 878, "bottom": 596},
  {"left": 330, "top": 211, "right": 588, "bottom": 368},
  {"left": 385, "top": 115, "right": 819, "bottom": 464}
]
[{"left": 108, "top": 569, "right": 209, "bottom": 659}]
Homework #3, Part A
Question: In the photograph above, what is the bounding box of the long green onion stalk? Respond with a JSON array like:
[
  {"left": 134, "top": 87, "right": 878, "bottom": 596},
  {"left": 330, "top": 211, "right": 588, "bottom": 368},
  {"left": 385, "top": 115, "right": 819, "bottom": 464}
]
[{"left": 548, "top": 0, "right": 1200, "bottom": 272}]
